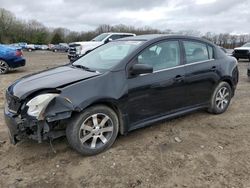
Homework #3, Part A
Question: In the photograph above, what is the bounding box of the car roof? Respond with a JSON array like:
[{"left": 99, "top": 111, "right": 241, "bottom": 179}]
[
  {"left": 103, "top": 32, "right": 136, "bottom": 35},
  {"left": 117, "top": 34, "right": 215, "bottom": 45}
]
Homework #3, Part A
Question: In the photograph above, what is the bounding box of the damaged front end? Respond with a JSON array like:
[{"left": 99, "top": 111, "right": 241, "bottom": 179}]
[{"left": 4, "top": 90, "right": 74, "bottom": 144}]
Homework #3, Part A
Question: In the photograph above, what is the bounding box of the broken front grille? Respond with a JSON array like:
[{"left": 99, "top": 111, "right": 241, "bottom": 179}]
[{"left": 5, "top": 91, "right": 21, "bottom": 114}]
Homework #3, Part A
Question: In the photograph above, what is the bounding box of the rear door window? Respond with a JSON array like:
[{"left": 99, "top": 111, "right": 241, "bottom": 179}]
[{"left": 183, "top": 41, "right": 210, "bottom": 64}]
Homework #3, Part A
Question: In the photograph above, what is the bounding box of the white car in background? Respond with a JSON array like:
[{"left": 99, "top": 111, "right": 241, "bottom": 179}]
[
  {"left": 68, "top": 32, "right": 136, "bottom": 61},
  {"left": 232, "top": 42, "right": 250, "bottom": 61}
]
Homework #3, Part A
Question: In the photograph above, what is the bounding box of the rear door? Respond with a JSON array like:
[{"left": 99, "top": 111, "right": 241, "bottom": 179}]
[{"left": 182, "top": 40, "right": 220, "bottom": 106}]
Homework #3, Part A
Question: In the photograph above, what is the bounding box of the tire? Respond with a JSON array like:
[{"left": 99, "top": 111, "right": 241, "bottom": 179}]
[
  {"left": 0, "top": 60, "right": 9, "bottom": 74},
  {"left": 28, "top": 48, "right": 32, "bottom": 52},
  {"left": 66, "top": 105, "right": 119, "bottom": 155},
  {"left": 208, "top": 82, "right": 232, "bottom": 114}
]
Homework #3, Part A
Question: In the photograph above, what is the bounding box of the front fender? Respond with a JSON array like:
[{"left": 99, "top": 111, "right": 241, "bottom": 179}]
[{"left": 43, "top": 96, "right": 75, "bottom": 122}]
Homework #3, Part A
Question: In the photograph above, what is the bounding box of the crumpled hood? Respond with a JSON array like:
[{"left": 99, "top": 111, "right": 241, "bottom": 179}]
[{"left": 8, "top": 65, "right": 101, "bottom": 99}]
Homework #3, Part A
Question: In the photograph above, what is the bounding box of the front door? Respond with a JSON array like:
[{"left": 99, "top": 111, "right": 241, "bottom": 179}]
[{"left": 126, "top": 40, "right": 187, "bottom": 127}]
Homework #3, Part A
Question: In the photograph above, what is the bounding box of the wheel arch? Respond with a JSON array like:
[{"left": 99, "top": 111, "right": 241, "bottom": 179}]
[
  {"left": 221, "top": 77, "right": 233, "bottom": 89},
  {"left": 219, "top": 76, "right": 235, "bottom": 96},
  {"left": 74, "top": 99, "right": 127, "bottom": 135},
  {"left": 0, "top": 58, "right": 9, "bottom": 64}
]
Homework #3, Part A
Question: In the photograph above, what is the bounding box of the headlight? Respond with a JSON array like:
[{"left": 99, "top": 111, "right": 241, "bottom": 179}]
[{"left": 26, "top": 93, "right": 59, "bottom": 120}]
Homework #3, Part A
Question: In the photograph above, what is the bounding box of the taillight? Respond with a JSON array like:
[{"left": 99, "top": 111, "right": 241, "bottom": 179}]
[{"left": 15, "top": 50, "right": 23, "bottom": 57}]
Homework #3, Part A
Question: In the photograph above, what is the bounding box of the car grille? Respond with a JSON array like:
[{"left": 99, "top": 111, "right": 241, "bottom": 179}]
[
  {"left": 5, "top": 91, "right": 21, "bottom": 114},
  {"left": 234, "top": 50, "right": 249, "bottom": 55},
  {"left": 69, "top": 44, "right": 81, "bottom": 56}
]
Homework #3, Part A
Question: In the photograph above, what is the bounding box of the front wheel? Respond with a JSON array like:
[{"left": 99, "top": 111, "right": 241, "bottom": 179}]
[
  {"left": 66, "top": 105, "right": 119, "bottom": 155},
  {"left": 0, "top": 60, "right": 9, "bottom": 74},
  {"left": 208, "top": 82, "right": 232, "bottom": 114}
]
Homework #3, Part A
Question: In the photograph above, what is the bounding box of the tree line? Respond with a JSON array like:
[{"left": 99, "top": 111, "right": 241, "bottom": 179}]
[{"left": 0, "top": 8, "right": 249, "bottom": 48}]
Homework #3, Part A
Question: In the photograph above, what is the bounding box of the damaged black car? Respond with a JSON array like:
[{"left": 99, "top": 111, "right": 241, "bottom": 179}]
[{"left": 4, "top": 35, "right": 239, "bottom": 155}]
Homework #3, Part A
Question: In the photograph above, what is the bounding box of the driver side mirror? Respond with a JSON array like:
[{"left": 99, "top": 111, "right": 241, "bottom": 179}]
[{"left": 130, "top": 64, "right": 153, "bottom": 76}]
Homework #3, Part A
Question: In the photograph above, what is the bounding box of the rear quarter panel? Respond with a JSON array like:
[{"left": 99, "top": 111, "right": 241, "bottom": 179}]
[{"left": 218, "top": 56, "right": 238, "bottom": 91}]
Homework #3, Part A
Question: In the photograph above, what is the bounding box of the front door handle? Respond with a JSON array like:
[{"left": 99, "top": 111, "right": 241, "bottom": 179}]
[
  {"left": 174, "top": 75, "right": 184, "bottom": 83},
  {"left": 211, "top": 66, "right": 217, "bottom": 71}
]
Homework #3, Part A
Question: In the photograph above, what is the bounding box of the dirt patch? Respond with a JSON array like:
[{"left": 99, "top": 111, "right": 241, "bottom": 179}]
[{"left": 1, "top": 51, "right": 250, "bottom": 187}]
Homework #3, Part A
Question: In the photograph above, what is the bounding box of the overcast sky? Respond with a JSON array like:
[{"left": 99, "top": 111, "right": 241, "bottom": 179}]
[{"left": 0, "top": 0, "right": 249, "bottom": 34}]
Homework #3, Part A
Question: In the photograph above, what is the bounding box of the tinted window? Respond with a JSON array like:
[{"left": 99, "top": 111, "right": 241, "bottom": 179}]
[
  {"left": 183, "top": 41, "right": 209, "bottom": 64},
  {"left": 109, "top": 34, "right": 133, "bottom": 40},
  {"left": 137, "top": 41, "right": 180, "bottom": 71},
  {"left": 122, "top": 34, "right": 134, "bottom": 38},
  {"left": 109, "top": 35, "right": 122, "bottom": 40}
]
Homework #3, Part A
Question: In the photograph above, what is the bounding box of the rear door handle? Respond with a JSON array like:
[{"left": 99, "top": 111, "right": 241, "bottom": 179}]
[{"left": 173, "top": 75, "right": 184, "bottom": 83}]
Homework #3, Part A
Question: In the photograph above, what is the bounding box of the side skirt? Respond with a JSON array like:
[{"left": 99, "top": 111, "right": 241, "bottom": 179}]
[{"left": 128, "top": 104, "right": 208, "bottom": 132}]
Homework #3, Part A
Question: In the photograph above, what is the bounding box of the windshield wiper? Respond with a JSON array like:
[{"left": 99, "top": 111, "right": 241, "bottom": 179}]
[{"left": 73, "top": 64, "right": 96, "bottom": 72}]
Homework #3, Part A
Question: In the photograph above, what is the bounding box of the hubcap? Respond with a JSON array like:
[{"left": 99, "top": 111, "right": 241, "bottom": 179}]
[
  {"left": 0, "top": 60, "right": 8, "bottom": 74},
  {"left": 79, "top": 113, "right": 114, "bottom": 149},
  {"left": 215, "top": 87, "right": 230, "bottom": 110}
]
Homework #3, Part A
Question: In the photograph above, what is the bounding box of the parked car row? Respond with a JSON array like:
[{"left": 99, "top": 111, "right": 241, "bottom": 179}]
[
  {"left": 10, "top": 43, "right": 69, "bottom": 52},
  {"left": 0, "top": 33, "right": 135, "bottom": 74}
]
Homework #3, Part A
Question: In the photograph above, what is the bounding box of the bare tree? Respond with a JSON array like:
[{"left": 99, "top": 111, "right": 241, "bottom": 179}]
[{"left": 0, "top": 8, "right": 15, "bottom": 43}]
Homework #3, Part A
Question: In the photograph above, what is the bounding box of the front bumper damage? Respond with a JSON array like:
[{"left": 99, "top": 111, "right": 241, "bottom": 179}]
[
  {"left": 4, "top": 95, "right": 74, "bottom": 145},
  {"left": 4, "top": 105, "right": 41, "bottom": 144}
]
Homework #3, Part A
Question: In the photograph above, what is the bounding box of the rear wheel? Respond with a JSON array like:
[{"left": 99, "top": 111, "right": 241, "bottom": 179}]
[
  {"left": 0, "top": 60, "right": 9, "bottom": 74},
  {"left": 208, "top": 82, "right": 232, "bottom": 114},
  {"left": 66, "top": 105, "right": 119, "bottom": 155}
]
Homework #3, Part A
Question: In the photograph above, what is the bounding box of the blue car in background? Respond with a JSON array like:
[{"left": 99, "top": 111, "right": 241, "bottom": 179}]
[{"left": 0, "top": 44, "right": 26, "bottom": 74}]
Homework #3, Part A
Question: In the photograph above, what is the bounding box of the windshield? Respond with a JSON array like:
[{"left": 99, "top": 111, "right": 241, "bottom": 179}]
[
  {"left": 92, "top": 33, "right": 110, "bottom": 41},
  {"left": 73, "top": 41, "right": 143, "bottom": 71},
  {"left": 243, "top": 43, "right": 250, "bottom": 47}
]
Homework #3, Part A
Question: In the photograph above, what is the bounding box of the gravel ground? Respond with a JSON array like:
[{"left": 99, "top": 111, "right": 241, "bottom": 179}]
[{"left": 0, "top": 51, "right": 250, "bottom": 188}]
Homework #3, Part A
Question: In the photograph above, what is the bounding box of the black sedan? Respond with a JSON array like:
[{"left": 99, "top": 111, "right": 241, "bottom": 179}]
[{"left": 4, "top": 35, "right": 238, "bottom": 155}]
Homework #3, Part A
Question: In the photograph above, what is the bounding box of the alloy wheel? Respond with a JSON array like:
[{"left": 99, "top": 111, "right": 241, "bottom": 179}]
[
  {"left": 0, "top": 60, "right": 8, "bottom": 74},
  {"left": 215, "top": 87, "right": 230, "bottom": 110},
  {"left": 79, "top": 113, "right": 114, "bottom": 149}
]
